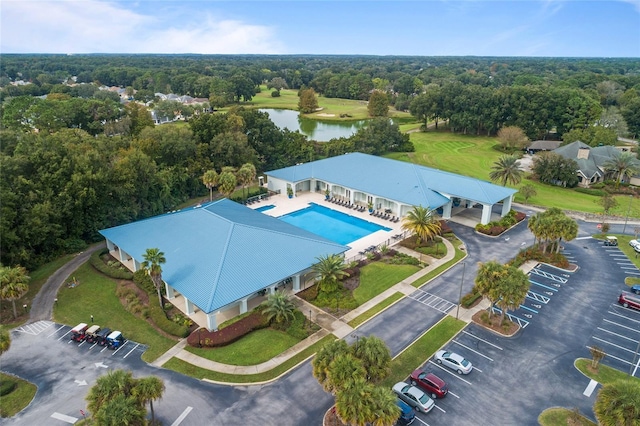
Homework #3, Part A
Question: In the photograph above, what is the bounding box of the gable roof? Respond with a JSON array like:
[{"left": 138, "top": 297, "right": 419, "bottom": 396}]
[
  {"left": 99, "top": 199, "right": 348, "bottom": 313},
  {"left": 266, "top": 152, "right": 516, "bottom": 207},
  {"left": 528, "top": 140, "right": 561, "bottom": 151},
  {"left": 553, "top": 141, "right": 620, "bottom": 179}
]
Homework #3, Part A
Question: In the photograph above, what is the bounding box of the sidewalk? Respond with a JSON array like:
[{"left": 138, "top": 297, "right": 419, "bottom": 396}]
[{"left": 155, "top": 236, "right": 466, "bottom": 375}]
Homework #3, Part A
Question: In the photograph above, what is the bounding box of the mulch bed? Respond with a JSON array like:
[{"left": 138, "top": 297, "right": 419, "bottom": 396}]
[{"left": 471, "top": 310, "right": 519, "bottom": 336}]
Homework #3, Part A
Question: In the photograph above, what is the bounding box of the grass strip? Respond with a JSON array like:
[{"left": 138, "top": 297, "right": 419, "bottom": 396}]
[
  {"left": 538, "top": 408, "right": 596, "bottom": 426},
  {"left": 164, "top": 334, "right": 336, "bottom": 384},
  {"left": 348, "top": 292, "right": 404, "bottom": 328},
  {"left": 53, "top": 263, "right": 177, "bottom": 363},
  {"left": 382, "top": 316, "right": 465, "bottom": 388},
  {"left": 353, "top": 263, "right": 419, "bottom": 305},
  {"left": 575, "top": 358, "right": 640, "bottom": 384},
  {"left": 0, "top": 373, "right": 37, "bottom": 418},
  {"left": 412, "top": 237, "right": 467, "bottom": 288},
  {"left": 185, "top": 328, "right": 300, "bottom": 365}
]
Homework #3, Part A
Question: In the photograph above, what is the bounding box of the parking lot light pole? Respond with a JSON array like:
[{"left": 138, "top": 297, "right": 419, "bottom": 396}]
[
  {"left": 622, "top": 195, "right": 632, "bottom": 235},
  {"left": 456, "top": 262, "right": 466, "bottom": 320}
]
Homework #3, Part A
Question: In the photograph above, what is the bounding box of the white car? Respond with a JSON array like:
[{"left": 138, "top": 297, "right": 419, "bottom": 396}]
[
  {"left": 434, "top": 350, "right": 473, "bottom": 375},
  {"left": 629, "top": 239, "right": 640, "bottom": 250},
  {"left": 392, "top": 382, "right": 435, "bottom": 413}
]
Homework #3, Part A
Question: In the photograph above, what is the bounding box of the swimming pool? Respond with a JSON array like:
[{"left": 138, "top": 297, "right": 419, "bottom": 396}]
[
  {"left": 278, "top": 203, "right": 391, "bottom": 245},
  {"left": 255, "top": 204, "right": 275, "bottom": 213}
]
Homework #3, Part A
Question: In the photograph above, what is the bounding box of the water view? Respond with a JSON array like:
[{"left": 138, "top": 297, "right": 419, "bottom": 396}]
[{"left": 259, "top": 108, "right": 368, "bottom": 142}]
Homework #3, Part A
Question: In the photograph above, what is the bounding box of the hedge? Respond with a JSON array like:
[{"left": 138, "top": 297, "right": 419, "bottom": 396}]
[
  {"left": 574, "top": 187, "right": 606, "bottom": 197},
  {"left": 187, "top": 311, "right": 270, "bottom": 347},
  {"left": 90, "top": 249, "right": 134, "bottom": 280},
  {"left": 148, "top": 303, "right": 189, "bottom": 338}
]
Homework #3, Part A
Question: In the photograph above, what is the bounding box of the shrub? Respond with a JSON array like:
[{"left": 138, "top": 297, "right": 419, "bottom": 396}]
[
  {"left": 187, "top": 311, "right": 270, "bottom": 347},
  {"left": 133, "top": 270, "right": 158, "bottom": 295},
  {"left": 148, "top": 303, "right": 189, "bottom": 337},
  {"left": 90, "top": 249, "right": 134, "bottom": 280},
  {"left": 285, "top": 310, "right": 311, "bottom": 340},
  {"left": 574, "top": 187, "right": 606, "bottom": 196},
  {"left": 461, "top": 290, "right": 482, "bottom": 308},
  {"left": 271, "top": 90, "right": 280, "bottom": 97},
  {"left": 296, "top": 283, "right": 319, "bottom": 301},
  {"left": 0, "top": 379, "right": 17, "bottom": 396}
]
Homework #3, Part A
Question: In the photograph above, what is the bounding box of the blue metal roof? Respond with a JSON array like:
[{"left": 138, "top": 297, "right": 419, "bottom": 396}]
[
  {"left": 266, "top": 152, "right": 516, "bottom": 206},
  {"left": 99, "top": 199, "right": 348, "bottom": 314}
]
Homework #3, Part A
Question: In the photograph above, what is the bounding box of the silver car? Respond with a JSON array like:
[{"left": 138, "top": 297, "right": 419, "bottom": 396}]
[
  {"left": 392, "top": 382, "right": 435, "bottom": 413},
  {"left": 434, "top": 350, "right": 473, "bottom": 374}
]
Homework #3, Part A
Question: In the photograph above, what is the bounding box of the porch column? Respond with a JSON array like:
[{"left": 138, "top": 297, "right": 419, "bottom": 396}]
[
  {"left": 106, "top": 240, "right": 115, "bottom": 251},
  {"left": 293, "top": 275, "right": 301, "bottom": 291},
  {"left": 165, "top": 283, "right": 175, "bottom": 300},
  {"left": 118, "top": 248, "right": 124, "bottom": 263},
  {"left": 206, "top": 312, "right": 218, "bottom": 331},
  {"left": 481, "top": 204, "right": 492, "bottom": 225},
  {"left": 185, "top": 298, "right": 195, "bottom": 315},
  {"left": 269, "top": 285, "right": 277, "bottom": 294},
  {"left": 131, "top": 260, "right": 138, "bottom": 272},
  {"left": 441, "top": 202, "right": 452, "bottom": 219},
  {"left": 501, "top": 196, "right": 513, "bottom": 217},
  {"left": 239, "top": 298, "right": 248, "bottom": 314}
]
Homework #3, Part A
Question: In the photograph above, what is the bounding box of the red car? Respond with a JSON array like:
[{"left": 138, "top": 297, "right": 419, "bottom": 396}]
[{"left": 409, "top": 370, "right": 448, "bottom": 399}]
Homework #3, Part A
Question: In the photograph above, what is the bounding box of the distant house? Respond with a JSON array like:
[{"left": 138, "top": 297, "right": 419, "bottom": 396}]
[
  {"left": 150, "top": 110, "right": 173, "bottom": 125},
  {"left": 552, "top": 141, "right": 640, "bottom": 187},
  {"left": 526, "top": 140, "right": 561, "bottom": 153}
]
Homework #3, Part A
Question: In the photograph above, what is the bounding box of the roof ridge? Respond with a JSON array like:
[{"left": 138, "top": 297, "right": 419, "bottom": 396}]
[{"left": 205, "top": 222, "right": 235, "bottom": 312}]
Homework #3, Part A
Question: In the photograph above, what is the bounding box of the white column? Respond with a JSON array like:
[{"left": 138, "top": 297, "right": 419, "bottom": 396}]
[
  {"left": 239, "top": 298, "right": 248, "bottom": 314},
  {"left": 481, "top": 204, "right": 492, "bottom": 225},
  {"left": 501, "top": 196, "right": 513, "bottom": 217},
  {"left": 269, "top": 285, "right": 277, "bottom": 294},
  {"left": 441, "top": 202, "right": 452, "bottom": 219},
  {"left": 165, "top": 283, "right": 175, "bottom": 300},
  {"left": 118, "top": 248, "right": 124, "bottom": 263},
  {"left": 206, "top": 312, "right": 218, "bottom": 331},
  {"left": 293, "top": 275, "right": 301, "bottom": 291},
  {"left": 185, "top": 298, "right": 195, "bottom": 315},
  {"left": 106, "top": 240, "right": 114, "bottom": 251}
]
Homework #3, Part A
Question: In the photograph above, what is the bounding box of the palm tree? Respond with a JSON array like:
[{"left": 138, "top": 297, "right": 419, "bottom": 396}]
[
  {"left": 134, "top": 376, "right": 165, "bottom": 425},
  {"left": 261, "top": 291, "right": 296, "bottom": 325},
  {"left": 593, "top": 379, "right": 640, "bottom": 426},
  {"left": 334, "top": 377, "right": 375, "bottom": 426},
  {"left": 327, "top": 353, "right": 366, "bottom": 394},
  {"left": 312, "top": 254, "right": 349, "bottom": 294},
  {"left": 312, "top": 339, "right": 350, "bottom": 392},
  {"left": 489, "top": 154, "right": 523, "bottom": 186},
  {"left": 0, "top": 265, "right": 30, "bottom": 319},
  {"left": 369, "top": 385, "right": 401, "bottom": 426},
  {"left": 93, "top": 393, "right": 146, "bottom": 426},
  {"left": 494, "top": 266, "right": 530, "bottom": 323},
  {"left": 351, "top": 336, "right": 391, "bottom": 383},
  {"left": 474, "top": 261, "right": 505, "bottom": 318},
  {"left": 603, "top": 151, "right": 640, "bottom": 188},
  {"left": 236, "top": 163, "right": 256, "bottom": 199},
  {"left": 87, "top": 369, "right": 137, "bottom": 415},
  {"left": 141, "top": 248, "right": 166, "bottom": 308},
  {"left": 401, "top": 205, "right": 441, "bottom": 246},
  {"left": 217, "top": 170, "right": 237, "bottom": 199},
  {"left": 0, "top": 328, "right": 11, "bottom": 355},
  {"left": 202, "top": 169, "right": 218, "bottom": 202}
]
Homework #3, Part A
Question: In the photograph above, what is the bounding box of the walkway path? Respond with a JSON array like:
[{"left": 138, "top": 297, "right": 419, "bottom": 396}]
[
  {"left": 29, "top": 243, "right": 104, "bottom": 322},
  {"left": 154, "top": 236, "right": 473, "bottom": 375}
]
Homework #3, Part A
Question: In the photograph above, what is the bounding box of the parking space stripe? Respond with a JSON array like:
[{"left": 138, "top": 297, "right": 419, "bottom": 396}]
[
  {"left": 47, "top": 324, "right": 66, "bottom": 338},
  {"left": 530, "top": 268, "right": 567, "bottom": 283},
  {"left": 51, "top": 412, "right": 78, "bottom": 423},
  {"left": 170, "top": 406, "right": 193, "bottom": 426},
  {"left": 471, "top": 366, "right": 483, "bottom": 373},
  {"left": 587, "top": 346, "right": 635, "bottom": 366},
  {"left": 603, "top": 319, "right": 640, "bottom": 334},
  {"left": 612, "top": 305, "right": 640, "bottom": 317},
  {"left": 519, "top": 304, "right": 538, "bottom": 314},
  {"left": 111, "top": 340, "right": 128, "bottom": 356},
  {"left": 123, "top": 343, "right": 139, "bottom": 359},
  {"left": 414, "top": 417, "right": 430, "bottom": 426},
  {"left": 428, "top": 361, "right": 472, "bottom": 385},
  {"left": 596, "top": 327, "right": 637, "bottom": 343},
  {"left": 433, "top": 404, "right": 446, "bottom": 413},
  {"left": 607, "top": 311, "right": 640, "bottom": 325},
  {"left": 452, "top": 341, "right": 493, "bottom": 361},
  {"left": 592, "top": 336, "right": 638, "bottom": 354},
  {"left": 528, "top": 279, "right": 558, "bottom": 292},
  {"left": 583, "top": 379, "right": 598, "bottom": 397},
  {"left": 448, "top": 391, "right": 460, "bottom": 399},
  {"left": 58, "top": 329, "right": 72, "bottom": 341},
  {"left": 462, "top": 331, "right": 503, "bottom": 350}
]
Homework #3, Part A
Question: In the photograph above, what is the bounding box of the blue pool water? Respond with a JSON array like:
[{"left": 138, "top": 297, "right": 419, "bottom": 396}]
[
  {"left": 279, "top": 202, "right": 391, "bottom": 245},
  {"left": 255, "top": 204, "right": 275, "bottom": 213}
]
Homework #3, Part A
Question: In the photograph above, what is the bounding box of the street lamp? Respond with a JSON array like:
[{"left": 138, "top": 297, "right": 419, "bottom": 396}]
[
  {"left": 622, "top": 195, "right": 633, "bottom": 235},
  {"left": 456, "top": 262, "right": 466, "bottom": 320}
]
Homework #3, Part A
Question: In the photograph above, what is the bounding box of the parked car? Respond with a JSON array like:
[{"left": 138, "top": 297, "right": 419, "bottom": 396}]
[
  {"left": 70, "top": 323, "right": 88, "bottom": 342},
  {"left": 604, "top": 236, "right": 618, "bottom": 246},
  {"left": 409, "top": 369, "right": 448, "bottom": 398},
  {"left": 106, "top": 330, "right": 125, "bottom": 349},
  {"left": 392, "top": 382, "right": 435, "bottom": 414},
  {"left": 84, "top": 325, "right": 101, "bottom": 343},
  {"left": 434, "top": 350, "right": 473, "bottom": 375},
  {"left": 96, "top": 327, "right": 111, "bottom": 346},
  {"left": 629, "top": 239, "right": 640, "bottom": 250},
  {"left": 630, "top": 285, "right": 640, "bottom": 295},
  {"left": 395, "top": 399, "right": 415, "bottom": 425},
  {"left": 618, "top": 291, "right": 640, "bottom": 311}
]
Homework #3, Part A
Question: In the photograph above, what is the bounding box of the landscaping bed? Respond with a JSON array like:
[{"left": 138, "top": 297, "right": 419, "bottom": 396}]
[{"left": 471, "top": 310, "right": 519, "bottom": 336}]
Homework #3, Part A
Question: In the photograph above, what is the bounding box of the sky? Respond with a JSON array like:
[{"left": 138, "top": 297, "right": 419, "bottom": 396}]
[{"left": 1, "top": 1, "right": 639, "bottom": 57}]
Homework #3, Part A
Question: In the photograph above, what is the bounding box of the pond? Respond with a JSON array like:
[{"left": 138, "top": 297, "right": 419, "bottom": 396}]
[{"left": 259, "top": 108, "right": 369, "bottom": 142}]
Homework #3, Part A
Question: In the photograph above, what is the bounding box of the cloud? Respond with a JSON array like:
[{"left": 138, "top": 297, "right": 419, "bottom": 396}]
[{"left": 0, "top": 0, "right": 285, "bottom": 53}]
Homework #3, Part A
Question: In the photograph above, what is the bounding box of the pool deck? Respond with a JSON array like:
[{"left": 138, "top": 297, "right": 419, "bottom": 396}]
[{"left": 249, "top": 191, "right": 406, "bottom": 259}]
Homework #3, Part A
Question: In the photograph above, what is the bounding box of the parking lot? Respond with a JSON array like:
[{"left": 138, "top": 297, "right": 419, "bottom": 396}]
[{"left": 14, "top": 320, "right": 147, "bottom": 361}]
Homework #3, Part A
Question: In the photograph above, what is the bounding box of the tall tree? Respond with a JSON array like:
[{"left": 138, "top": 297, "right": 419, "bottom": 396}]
[
  {"left": 216, "top": 170, "right": 237, "bottom": 199},
  {"left": 0, "top": 265, "right": 30, "bottom": 319},
  {"left": 133, "top": 376, "right": 165, "bottom": 425},
  {"left": 367, "top": 91, "right": 389, "bottom": 117},
  {"left": 351, "top": 336, "right": 391, "bottom": 383},
  {"left": 493, "top": 265, "right": 530, "bottom": 323},
  {"left": 141, "top": 248, "right": 166, "bottom": 308},
  {"left": 593, "top": 379, "right": 640, "bottom": 426},
  {"left": 497, "top": 126, "right": 529, "bottom": 151},
  {"left": 93, "top": 393, "right": 146, "bottom": 426},
  {"left": 518, "top": 184, "right": 537, "bottom": 204},
  {"left": 312, "top": 254, "right": 349, "bottom": 294},
  {"left": 474, "top": 260, "right": 505, "bottom": 318},
  {"left": 603, "top": 152, "right": 640, "bottom": 188},
  {"left": 489, "top": 155, "right": 523, "bottom": 186},
  {"left": 87, "top": 369, "right": 137, "bottom": 415},
  {"left": 202, "top": 169, "right": 218, "bottom": 202},
  {"left": 298, "top": 88, "right": 319, "bottom": 114},
  {"left": 401, "top": 206, "right": 441, "bottom": 246},
  {"left": 236, "top": 163, "right": 256, "bottom": 199},
  {"left": 312, "top": 339, "right": 350, "bottom": 392}
]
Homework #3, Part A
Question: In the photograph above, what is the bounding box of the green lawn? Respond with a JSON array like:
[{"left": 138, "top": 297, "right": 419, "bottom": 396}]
[
  {"left": 348, "top": 292, "right": 404, "bottom": 328},
  {"left": 383, "top": 316, "right": 466, "bottom": 388},
  {"left": 575, "top": 358, "right": 640, "bottom": 384},
  {"left": 185, "top": 328, "right": 300, "bottom": 366},
  {"left": 165, "top": 334, "right": 336, "bottom": 383},
  {"left": 538, "top": 408, "right": 596, "bottom": 426},
  {"left": 412, "top": 235, "right": 467, "bottom": 288},
  {"left": 53, "top": 263, "right": 177, "bottom": 362},
  {"left": 0, "top": 373, "right": 37, "bottom": 418},
  {"left": 353, "top": 263, "right": 420, "bottom": 305}
]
